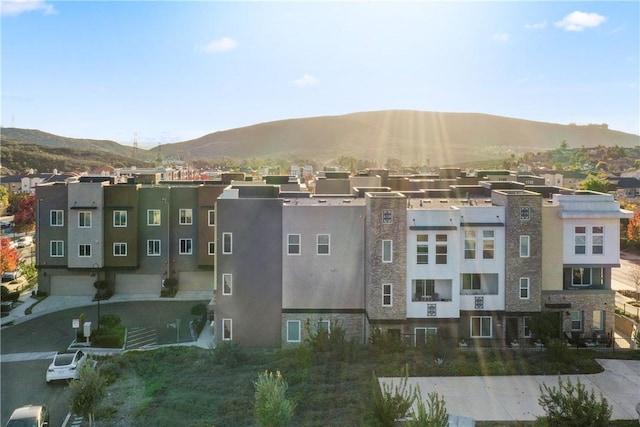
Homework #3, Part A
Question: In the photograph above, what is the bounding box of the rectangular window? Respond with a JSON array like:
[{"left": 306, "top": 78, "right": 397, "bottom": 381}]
[
  {"left": 317, "top": 320, "right": 330, "bottom": 334},
  {"left": 113, "top": 210, "right": 127, "bottom": 227},
  {"left": 286, "top": 320, "right": 301, "bottom": 342},
  {"left": 208, "top": 242, "right": 215, "bottom": 255},
  {"left": 222, "top": 232, "right": 232, "bottom": 254},
  {"left": 482, "top": 230, "right": 494, "bottom": 259},
  {"left": 574, "top": 226, "right": 586, "bottom": 254},
  {"left": 179, "top": 208, "right": 193, "bottom": 225},
  {"left": 222, "top": 318, "right": 232, "bottom": 340},
  {"left": 78, "top": 244, "right": 91, "bottom": 257},
  {"left": 523, "top": 317, "right": 532, "bottom": 338},
  {"left": 462, "top": 273, "right": 481, "bottom": 290},
  {"left": 50, "top": 210, "right": 64, "bottom": 226},
  {"left": 147, "top": 209, "right": 161, "bottom": 226},
  {"left": 317, "top": 234, "right": 330, "bottom": 255},
  {"left": 287, "top": 234, "right": 301, "bottom": 255},
  {"left": 414, "top": 327, "right": 438, "bottom": 346},
  {"left": 593, "top": 310, "right": 604, "bottom": 330},
  {"left": 519, "top": 277, "right": 530, "bottom": 299},
  {"left": 464, "top": 230, "right": 476, "bottom": 259},
  {"left": 78, "top": 211, "right": 92, "bottom": 228},
  {"left": 113, "top": 242, "right": 127, "bottom": 256},
  {"left": 382, "top": 283, "right": 392, "bottom": 306},
  {"left": 147, "top": 239, "right": 161, "bottom": 256},
  {"left": 179, "top": 238, "right": 193, "bottom": 255},
  {"left": 50, "top": 240, "right": 64, "bottom": 257},
  {"left": 208, "top": 210, "right": 215, "bottom": 226},
  {"left": 592, "top": 226, "right": 604, "bottom": 255},
  {"left": 520, "top": 235, "right": 530, "bottom": 258},
  {"left": 435, "top": 234, "right": 447, "bottom": 264},
  {"left": 382, "top": 240, "right": 393, "bottom": 263},
  {"left": 572, "top": 268, "right": 592, "bottom": 286},
  {"left": 414, "top": 279, "right": 435, "bottom": 300},
  {"left": 471, "top": 316, "right": 492, "bottom": 338},
  {"left": 571, "top": 311, "right": 583, "bottom": 331},
  {"left": 222, "top": 273, "right": 232, "bottom": 295},
  {"left": 520, "top": 206, "right": 531, "bottom": 220},
  {"left": 417, "top": 234, "right": 428, "bottom": 264}
]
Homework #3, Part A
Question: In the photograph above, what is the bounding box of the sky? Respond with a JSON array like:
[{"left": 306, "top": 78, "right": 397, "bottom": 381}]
[{"left": 1, "top": 1, "right": 639, "bottom": 148}]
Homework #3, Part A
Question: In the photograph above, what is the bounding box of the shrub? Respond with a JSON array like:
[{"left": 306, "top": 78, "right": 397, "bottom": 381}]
[
  {"left": 546, "top": 338, "right": 570, "bottom": 363},
  {"left": 100, "top": 314, "right": 121, "bottom": 329},
  {"left": 212, "top": 340, "right": 247, "bottom": 368},
  {"left": 254, "top": 370, "right": 295, "bottom": 427},
  {"left": 405, "top": 389, "right": 449, "bottom": 427},
  {"left": 369, "top": 368, "right": 415, "bottom": 427},
  {"left": 98, "top": 359, "right": 121, "bottom": 386},
  {"left": 537, "top": 377, "right": 612, "bottom": 426}
]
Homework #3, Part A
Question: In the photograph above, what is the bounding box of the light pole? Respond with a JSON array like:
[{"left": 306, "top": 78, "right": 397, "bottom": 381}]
[{"left": 90, "top": 263, "right": 101, "bottom": 331}]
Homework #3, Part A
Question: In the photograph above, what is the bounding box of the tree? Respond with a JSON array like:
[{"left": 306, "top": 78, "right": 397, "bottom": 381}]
[
  {"left": 68, "top": 359, "right": 105, "bottom": 427},
  {"left": 537, "top": 377, "right": 611, "bottom": 426},
  {"left": 579, "top": 174, "right": 610, "bottom": 193},
  {"left": 254, "top": 370, "right": 295, "bottom": 427},
  {"left": 0, "top": 186, "right": 9, "bottom": 213},
  {"left": 385, "top": 158, "right": 404, "bottom": 173},
  {"left": 627, "top": 209, "right": 640, "bottom": 242},
  {"left": 12, "top": 194, "right": 36, "bottom": 233},
  {"left": 0, "top": 237, "right": 19, "bottom": 274}
]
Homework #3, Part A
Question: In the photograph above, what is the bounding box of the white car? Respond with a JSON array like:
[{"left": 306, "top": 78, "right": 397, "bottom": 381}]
[
  {"left": 46, "top": 350, "right": 87, "bottom": 383},
  {"left": 6, "top": 404, "right": 49, "bottom": 427},
  {"left": 1, "top": 270, "right": 22, "bottom": 281},
  {"left": 16, "top": 236, "right": 33, "bottom": 248}
]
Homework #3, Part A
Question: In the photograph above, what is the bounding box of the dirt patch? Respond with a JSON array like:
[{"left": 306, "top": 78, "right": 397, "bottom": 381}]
[{"left": 94, "top": 370, "right": 146, "bottom": 427}]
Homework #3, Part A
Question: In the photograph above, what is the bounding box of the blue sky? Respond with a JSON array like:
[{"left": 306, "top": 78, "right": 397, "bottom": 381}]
[{"left": 1, "top": 1, "right": 638, "bottom": 147}]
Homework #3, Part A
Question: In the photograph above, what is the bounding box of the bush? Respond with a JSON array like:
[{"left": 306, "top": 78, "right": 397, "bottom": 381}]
[
  {"left": 369, "top": 369, "right": 415, "bottom": 427},
  {"left": 254, "top": 370, "right": 295, "bottom": 427},
  {"left": 537, "top": 377, "right": 612, "bottom": 426},
  {"left": 99, "top": 314, "right": 122, "bottom": 329},
  {"left": 212, "top": 340, "right": 247, "bottom": 368},
  {"left": 405, "top": 389, "right": 449, "bottom": 427}
]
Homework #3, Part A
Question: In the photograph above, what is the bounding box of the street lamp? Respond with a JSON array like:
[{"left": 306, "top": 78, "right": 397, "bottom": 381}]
[{"left": 90, "top": 263, "right": 101, "bottom": 331}]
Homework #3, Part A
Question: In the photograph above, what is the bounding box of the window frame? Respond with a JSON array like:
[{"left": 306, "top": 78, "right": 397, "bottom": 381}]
[
  {"left": 519, "top": 235, "right": 530, "bottom": 258},
  {"left": 78, "top": 211, "right": 92, "bottom": 228},
  {"left": 462, "top": 273, "right": 481, "bottom": 291},
  {"left": 222, "top": 232, "right": 232, "bottom": 254},
  {"left": 382, "top": 283, "right": 392, "bottom": 306},
  {"left": 592, "top": 226, "right": 604, "bottom": 255},
  {"left": 50, "top": 240, "right": 64, "bottom": 257},
  {"left": 113, "top": 242, "right": 127, "bottom": 257},
  {"left": 147, "top": 209, "right": 161, "bottom": 226},
  {"left": 382, "top": 240, "right": 393, "bottom": 263},
  {"left": 416, "top": 234, "right": 428, "bottom": 264},
  {"left": 523, "top": 316, "right": 532, "bottom": 338},
  {"left": 179, "top": 238, "right": 193, "bottom": 255},
  {"left": 435, "top": 234, "right": 447, "bottom": 264},
  {"left": 222, "top": 273, "right": 232, "bottom": 295},
  {"left": 286, "top": 320, "right": 301, "bottom": 343},
  {"left": 570, "top": 310, "right": 583, "bottom": 331},
  {"left": 287, "top": 234, "right": 301, "bottom": 255},
  {"left": 519, "top": 277, "right": 530, "bottom": 299},
  {"left": 147, "top": 239, "right": 161, "bottom": 256},
  {"left": 179, "top": 208, "right": 193, "bottom": 225},
  {"left": 470, "top": 316, "right": 492, "bottom": 338},
  {"left": 113, "top": 210, "right": 127, "bottom": 228},
  {"left": 482, "top": 230, "right": 494, "bottom": 259},
  {"left": 574, "top": 226, "right": 586, "bottom": 255},
  {"left": 464, "top": 230, "right": 476, "bottom": 259},
  {"left": 208, "top": 210, "right": 215, "bottom": 226},
  {"left": 50, "top": 210, "right": 64, "bottom": 226},
  {"left": 317, "top": 234, "right": 330, "bottom": 255},
  {"left": 317, "top": 320, "right": 331, "bottom": 334},
  {"left": 208, "top": 241, "right": 215, "bottom": 255},
  {"left": 78, "top": 244, "right": 91, "bottom": 257},
  {"left": 222, "top": 318, "right": 232, "bottom": 341}
]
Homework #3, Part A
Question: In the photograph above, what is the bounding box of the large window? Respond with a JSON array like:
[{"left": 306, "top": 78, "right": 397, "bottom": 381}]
[
  {"left": 464, "top": 230, "right": 476, "bottom": 259},
  {"left": 574, "top": 226, "right": 586, "bottom": 254},
  {"left": 222, "top": 319, "right": 232, "bottom": 340},
  {"left": 413, "top": 279, "right": 435, "bottom": 300},
  {"left": 113, "top": 242, "right": 127, "bottom": 256},
  {"left": 286, "top": 320, "right": 301, "bottom": 343},
  {"left": 317, "top": 234, "right": 330, "bottom": 255},
  {"left": 520, "top": 235, "right": 530, "bottom": 258},
  {"left": 222, "top": 232, "right": 232, "bottom": 254},
  {"left": 222, "top": 273, "right": 232, "bottom": 295},
  {"left": 113, "top": 210, "right": 127, "bottom": 227},
  {"left": 572, "top": 268, "right": 591, "bottom": 286},
  {"left": 471, "top": 316, "right": 492, "bottom": 338},
  {"left": 179, "top": 238, "right": 193, "bottom": 255},
  {"left": 417, "top": 234, "right": 428, "bottom": 264},
  {"left": 414, "top": 327, "right": 437, "bottom": 346},
  {"left": 147, "top": 239, "right": 161, "bottom": 256},
  {"left": 382, "top": 283, "right": 392, "bottom": 306},
  {"left": 519, "top": 277, "right": 530, "bottom": 299},
  {"left": 179, "top": 209, "right": 192, "bottom": 225},
  {"left": 78, "top": 211, "right": 92, "bottom": 228},
  {"left": 208, "top": 210, "right": 215, "bottom": 226},
  {"left": 592, "top": 226, "right": 604, "bottom": 255},
  {"left": 287, "top": 234, "right": 301, "bottom": 255},
  {"left": 482, "top": 230, "right": 494, "bottom": 259},
  {"left": 435, "top": 234, "right": 447, "bottom": 264},
  {"left": 50, "top": 210, "right": 64, "bottom": 226},
  {"left": 382, "top": 240, "right": 393, "bottom": 263},
  {"left": 147, "top": 209, "right": 161, "bottom": 226},
  {"left": 79, "top": 244, "right": 91, "bottom": 257},
  {"left": 462, "top": 273, "right": 481, "bottom": 290},
  {"left": 50, "top": 240, "right": 64, "bottom": 257}
]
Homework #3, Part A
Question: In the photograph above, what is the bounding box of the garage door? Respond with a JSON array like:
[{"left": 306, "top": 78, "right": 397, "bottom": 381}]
[
  {"left": 115, "top": 274, "right": 161, "bottom": 295},
  {"left": 50, "top": 276, "right": 95, "bottom": 296},
  {"left": 178, "top": 271, "right": 214, "bottom": 291}
]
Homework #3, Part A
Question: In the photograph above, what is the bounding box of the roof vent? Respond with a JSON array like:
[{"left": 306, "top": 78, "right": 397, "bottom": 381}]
[
  {"left": 318, "top": 199, "right": 327, "bottom": 203},
  {"left": 343, "top": 199, "right": 351, "bottom": 203}
]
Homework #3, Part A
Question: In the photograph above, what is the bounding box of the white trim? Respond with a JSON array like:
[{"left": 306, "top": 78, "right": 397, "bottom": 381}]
[
  {"left": 382, "top": 283, "right": 393, "bottom": 307},
  {"left": 222, "top": 318, "right": 232, "bottom": 340},
  {"left": 286, "top": 320, "right": 301, "bottom": 342},
  {"left": 222, "top": 273, "right": 232, "bottom": 295}
]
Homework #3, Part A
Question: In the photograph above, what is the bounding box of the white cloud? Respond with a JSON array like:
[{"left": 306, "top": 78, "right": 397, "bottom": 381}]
[
  {"left": 0, "top": 0, "right": 56, "bottom": 16},
  {"left": 491, "top": 33, "right": 510, "bottom": 43},
  {"left": 203, "top": 37, "right": 238, "bottom": 53},
  {"left": 555, "top": 11, "right": 606, "bottom": 32},
  {"left": 524, "top": 21, "right": 546, "bottom": 30},
  {"left": 292, "top": 74, "right": 319, "bottom": 89}
]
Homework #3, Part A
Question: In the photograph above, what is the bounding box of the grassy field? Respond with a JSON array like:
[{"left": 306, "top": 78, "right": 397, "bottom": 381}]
[{"left": 92, "top": 338, "right": 640, "bottom": 427}]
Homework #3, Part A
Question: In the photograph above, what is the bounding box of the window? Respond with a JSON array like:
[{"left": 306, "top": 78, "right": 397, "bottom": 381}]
[
  {"left": 286, "top": 320, "right": 301, "bottom": 342},
  {"left": 417, "top": 234, "right": 428, "bottom": 264},
  {"left": 222, "top": 232, "right": 232, "bottom": 254},
  {"left": 382, "top": 209, "right": 392, "bottom": 224},
  {"left": 317, "top": 320, "right": 330, "bottom": 334},
  {"left": 287, "top": 234, "right": 301, "bottom": 255},
  {"left": 113, "top": 242, "right": 127, "bottom": 256},
  {"left": 593, "top": 310, "right": 604, "bottom": 330},
  {"left": 113, "top": 210, "right": 127, "bottom": 227},
  {"left": 208, "top": 210, "right": 215, "bottom": 226},
  {"left": 435, "top": 234, "right": 447, "bottom": 264},
  {"left": 520, "top": 206, "right": 531, "bottom": 220},
  {"left": 572, "top": 268, "right": 592, "bottom": 286},
  {"left": 50, "top": 240, "right": 64, "bottom": 257},
  {"left": 147, "top": 239, "right": 161, "bottom": 256},
  {"left": 222, "top": 319, "right": 232, "bottom": 340},
  {"left": 462, "top": 274, "right": 481, "bottom": 290},
  {"left": 382, "top": 240, "right": 393, "bottom": 263},
  {"left": 519, "top": 277, "right": 530, "bottom": 299},
  {"left": 147, "top": 209, "right": 161, "bottom": 226},
  {"left": 317, "top": 234, "right": 330, "bottom": 255},
  {"left": 464, "top": 230, "right": 476, "bottom": 259},
  {"left": 222, "top": 273, "right": 232, "bottom": 295},
  {"left": 179, "top": 209, "right": 192, "bottom": 225},
  {"left": 79, "top": 244, "right": 91, "bottom": 257},
  {"left": 471, "top": 316, "right": 492, "bottom": 338},
  {"left": 574, "top": 226, "right": 586, "bottom": 254},
  {"left": 570, "top": 311, "right": 583, "bottom": 331},
  {"left": 592, "top": 226, "right": 604, "bottom": 255},
  {"left": 78, "top": 211, "right": 92, "bottom": 228},
  {"left": 179, "top": 238, "right": 193, "bottom": 255},
  {"left": 382, "top": 283, "right": 392, "bottom": 306},
  {"left": 50, "top": 210, "right": 64, "bottom": 226},
  {"left": 208, "top": 242, "right": 215, "bottom": 255},
  {"left": 414, "top": 279, "right": 435, "bottom": 300},
  {"left": 414, "top": 327, "right": 437, "bottom": 346},
  {"left": 520, "top": 235, "right": 530, "bottom": 258},
  {"left": 523, "top": 317, "right": 532, "bottom": 338},
  {"left": 482, "top": 230, "right": 494, "bottom": 259}
]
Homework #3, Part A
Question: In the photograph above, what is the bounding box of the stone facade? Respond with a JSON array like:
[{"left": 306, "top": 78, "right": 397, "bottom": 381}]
[{"left": 281, "top": 312, "right": 365, "bottom": 347}]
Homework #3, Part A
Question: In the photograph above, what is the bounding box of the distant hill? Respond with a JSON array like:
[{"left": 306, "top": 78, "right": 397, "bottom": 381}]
[{"left": 2, "top": 111, "right": 638, "bottom": 171}]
